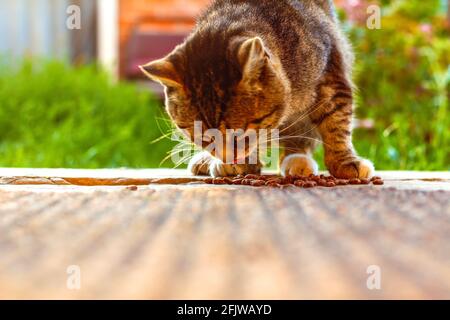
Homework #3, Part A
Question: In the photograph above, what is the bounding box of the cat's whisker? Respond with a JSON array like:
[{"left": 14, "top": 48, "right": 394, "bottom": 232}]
[
  {"left": 159, "top": 154, "right": 175, "bottom": 166},
  {"left": 173, "top": 153, "right": 196, "bottom": 169},
  {"left": 166, "top": 146, "right": 195, "bottom": 158},
  {"left": 278, "top": 100, "right": 323, "bottom": 135},
  {"left": 151, "top": 115, "right": 181, "bottom": 145},
  {"left": 264, "top": 134, "right": 332, "bottom": 148},
  {"left": 155, "top": 116, "right": 174, "bottom": 123},
  {"left": 150, "top": 131, "right": 175, "bottom": 144},
  {"left": 159, "top": 148, "right": 195, "bottom": 167},
  {"left": 155, "top": 115, "right": 175, "bottom": 128}
]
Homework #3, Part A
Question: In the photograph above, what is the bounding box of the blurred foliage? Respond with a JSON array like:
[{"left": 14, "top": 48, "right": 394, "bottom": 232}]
[
  {"left": 0, "top": 60, "right": 176, "bottom": 168},
  {"left": 0, "top": 0, "right": 448, "bottom": 170},
  {"left": 337, "top": 0, "right": 449, "bottom": 170}
]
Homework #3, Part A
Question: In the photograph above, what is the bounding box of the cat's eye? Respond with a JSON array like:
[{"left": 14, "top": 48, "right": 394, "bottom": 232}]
[{"left": 250, "top": 108, "right": 278, "bottom": 125}]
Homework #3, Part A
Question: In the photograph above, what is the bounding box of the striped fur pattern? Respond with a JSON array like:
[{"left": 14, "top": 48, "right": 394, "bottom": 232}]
[{"left": 141, "top": 0, "right": 374, "bottom": 178}]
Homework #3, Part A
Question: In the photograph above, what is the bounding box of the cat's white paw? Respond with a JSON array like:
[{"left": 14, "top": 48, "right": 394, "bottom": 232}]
[
  {"left": 188, "top": 152, "right": 261, "bottom": 177},
  {"left": 357, "top": 158, "right": 375, "bottom": 179},
  {"left": 209, "top": 161, "right": 241, "bottom": 177},
  {"left": 281, "top": 154, "right": 319, "bottom": 177},
  {"left": 188, "top": 152, "right": 214, "bottom": 176},
  {"left": 329, "top": 157, "right": 375, "bottom": 179}
]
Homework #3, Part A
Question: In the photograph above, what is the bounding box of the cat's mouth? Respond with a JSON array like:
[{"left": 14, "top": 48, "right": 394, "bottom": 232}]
[{"left": 210, "top": 141, "right": 259, "bottom": 165}]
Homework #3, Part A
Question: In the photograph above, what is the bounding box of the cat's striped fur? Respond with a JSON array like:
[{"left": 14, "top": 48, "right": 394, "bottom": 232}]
[{"left": 141, "top": 0, "right": 374, "bottom": 178}]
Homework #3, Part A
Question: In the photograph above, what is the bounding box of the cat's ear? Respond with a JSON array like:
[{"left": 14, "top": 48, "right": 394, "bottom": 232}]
[
  {"left": 238, "top": 37, "right": 270, "bottom": 84},
  {"left": 140, "top": 58, "right": 182, "bottom": 88}
]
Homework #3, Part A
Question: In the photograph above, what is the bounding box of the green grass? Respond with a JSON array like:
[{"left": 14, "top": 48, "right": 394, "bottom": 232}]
[
  {"left": 0, "top": 60, "right": 176, "bottom": 169},
  {"left": 346, "top": 3, "right": 450, "bottom": 171},
  {"left": 0, "top": 58, "right": 446, "bottom": 171}
]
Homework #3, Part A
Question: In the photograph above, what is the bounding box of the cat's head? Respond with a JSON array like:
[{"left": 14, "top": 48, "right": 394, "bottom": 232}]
[{"left": 140, "top": 36, "right": 288, "bottom": 162}]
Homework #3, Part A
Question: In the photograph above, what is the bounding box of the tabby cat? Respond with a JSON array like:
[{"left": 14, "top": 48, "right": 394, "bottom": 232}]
[{"left": 141, "top": 0, "right": 375, "bottom": 178}]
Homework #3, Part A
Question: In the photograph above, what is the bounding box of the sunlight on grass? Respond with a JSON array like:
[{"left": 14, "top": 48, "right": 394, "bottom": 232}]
[{"left": 0, "top": 60, "right": 177, "bottom": 168}]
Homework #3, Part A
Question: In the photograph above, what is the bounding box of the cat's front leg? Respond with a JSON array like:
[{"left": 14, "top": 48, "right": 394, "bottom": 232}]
[
  {"left": 280, "top": 153, "right": 319, "bottom": 177},
  {"left": 279, "top": 125, "right": 320, "bottom": 177},
  {"left": 188, "top": 151, "right": 262, "bottom": 177},
  {"left": 310, "top": 80, "right": 374, "bottom": 179}
]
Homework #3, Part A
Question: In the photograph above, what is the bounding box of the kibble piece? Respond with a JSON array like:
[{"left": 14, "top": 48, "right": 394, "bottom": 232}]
[
  {"left": 126, "top": 185, "right": 138, "bottom": 191},
  {"left": 304, "top": 181, "right": 316, "bottom": 188},
  {"left": 360, "top": 178, "right": 370, "bottom": 185},
  {"left": 336, "top": 179, "right": 349, "bottom": 186},
  {"left": 267, "top": 178, "right": 283, "bottom": 185},
  {"left": 232, "top": 178, "right": 243, "bottom": 185},
  {"left": 373, "top": 179, "right": 384, "bottom": 185},
  {"left": 282, "top": 176, "right": 292, "bottom": 184},
  {"left": 267, "top": 182, "right": 281, "bottom": 188},
  {"left": 260, "top": 175, "right": 278, "bottom": 180},
  {"left": 251, "top": 180, "right": 266, "bottom": 187},
  {"left": 213, "top": 178, "right": 226, "bottom": 185},
  {"left": 294, "top": 180, "right": 305, "bottom": 187},
  {"left": 223, "top": 177, "right": 233, "bottom": 184},
  {"left": 203, "top": 173, "right": 377, "bottom": 189}
]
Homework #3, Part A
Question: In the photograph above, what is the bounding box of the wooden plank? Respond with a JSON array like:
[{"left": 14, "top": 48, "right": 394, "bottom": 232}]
[
  {"left": 0, "top": 181, "right": 448, "bottom": 299},
  {"left": 0, "top": 169, "right": 449, "bottom": 192}
]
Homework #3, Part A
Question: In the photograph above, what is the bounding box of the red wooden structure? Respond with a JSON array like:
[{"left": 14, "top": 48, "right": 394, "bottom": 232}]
[{"left": 119, "top": 0, "right": 211, "bottom": 78}]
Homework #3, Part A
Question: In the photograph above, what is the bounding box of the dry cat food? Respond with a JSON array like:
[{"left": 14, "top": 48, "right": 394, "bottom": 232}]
[{"left": 204, "top": 174, "right": 384, "bottom": 189}]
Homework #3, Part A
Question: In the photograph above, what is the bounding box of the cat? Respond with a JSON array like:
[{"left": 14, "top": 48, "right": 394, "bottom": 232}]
[{"left": 141, "top": 0, "right": 374, "bottom": 179}]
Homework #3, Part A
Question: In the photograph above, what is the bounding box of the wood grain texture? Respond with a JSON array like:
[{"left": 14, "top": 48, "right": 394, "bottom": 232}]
[{"left": 0, "top": 170, "right": 449, "bottom": 299}]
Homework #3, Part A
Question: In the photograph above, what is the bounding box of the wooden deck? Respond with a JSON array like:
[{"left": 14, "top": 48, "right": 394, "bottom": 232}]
[{"left": 0, "top": 169, "right": 449, "bottom": 299}]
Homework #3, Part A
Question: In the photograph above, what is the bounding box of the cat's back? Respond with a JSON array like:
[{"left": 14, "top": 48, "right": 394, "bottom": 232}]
[
  {"left": 201, "top": 0, "right": 336, "bottom": 26},
  {"left": 196, "top": 0, "right": 340, "bottom": 88}
]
